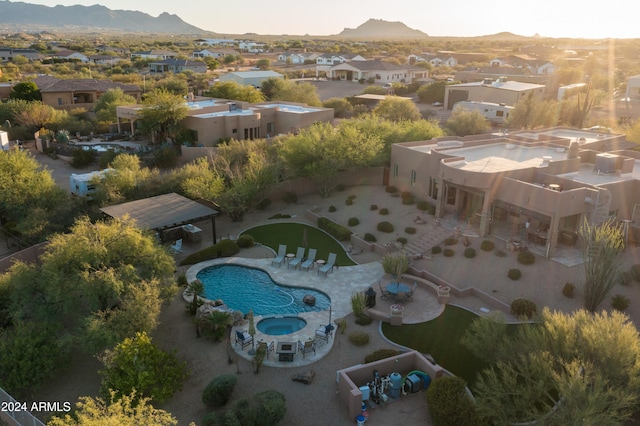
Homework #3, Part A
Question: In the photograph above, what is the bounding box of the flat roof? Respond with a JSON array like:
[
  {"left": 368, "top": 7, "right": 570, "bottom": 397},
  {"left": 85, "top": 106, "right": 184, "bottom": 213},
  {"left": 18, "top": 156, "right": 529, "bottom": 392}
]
[
  {"left": 192, "top": 109, "right": 256, "bottom": 119},
  {"left": 255, "top": 103, "right": 322, "bottom": 113},
  {"left": 100, "top": 193, "right": 218, "bottom": 230},
  {"left": 517, "top": 128, "right": 609, "bottom": 145},
  {"left": 442, "top": 143, "right": 568, "bottom": 173},
  {"left": 558, "top": 161, "right": 640, "bottom": 186}
]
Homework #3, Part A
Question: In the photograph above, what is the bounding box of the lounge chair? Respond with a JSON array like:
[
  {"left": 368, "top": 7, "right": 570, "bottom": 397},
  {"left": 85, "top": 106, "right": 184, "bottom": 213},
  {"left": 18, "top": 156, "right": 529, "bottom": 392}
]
[
  {"left": 378, "top": 281, "right": 391, "bottom": 300},
  {"left": 300, "top": 248, "right": 317, "bottom": 271},
  {"left": 235, "top": 330, "right": 253, "bottom": 351},
  {"left": 256, "top": 340, "right": 275, "bottom": 359},
  {"left": 315, "top": 325, "right": 333, "bottom": 344},
  {"left": 318, "top": 252, "right": 337, "bottom": 276},
  {"left": 271, "top": 244, "right": 287, "bottom": 267},
  {"left": 288, "top": 247, "right": 306, "bottom": 270},
  {"left": 169, "top": 238, "right": 183, "bottom": 254},
  {"left": 298, "top": 340, "right": 316, "bottom": 358}
]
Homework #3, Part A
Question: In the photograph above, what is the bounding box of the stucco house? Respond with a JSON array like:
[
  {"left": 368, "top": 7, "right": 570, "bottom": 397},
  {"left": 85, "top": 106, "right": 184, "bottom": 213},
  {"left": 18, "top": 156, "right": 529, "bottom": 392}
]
[
  {"left": 115, "top": 97, "right": 333, "bottom": 146},
  {"left": 131, "top": 50, "right": 178, "bottom": 60},
  {"left": 192, "top": 48, "right": 239, "bottom": 59},
  {"left": 238, "top": 41, "right": 265, "bottom": 53},
  {"left": 0, "top": 47, "right": 42, "bottom": 62},
  {"left": 444, "top": 77, "right": 546, "bottom": 110},
  {"left": 50, "top": 50, "right": 89, "bottom": 63},
  {"left": 316, "top": 53, "right": 366, "bottom": 66},
  {"left": 390, "top": 127, "right": 639, "bottom": 259},
  {"left": 219, "top": 70, "right": 283, "bottom": 88},
  {"left": 148, "top": 58, "right": 207, "bottom": 74},
  {"left": 194, "top": 38, "right": 237, "bottom": 47},
  {"left": 88, "top": 55, "right": 124, "bottom": 66},
  {"left": 34, "top": 75, "right": 142, "bottom": 111},
  {"left": 328, "top": 60, "right": 428, "bottom": 84},
  {"left": 277, "top": 52, "right": 319, "bottom": 64}
]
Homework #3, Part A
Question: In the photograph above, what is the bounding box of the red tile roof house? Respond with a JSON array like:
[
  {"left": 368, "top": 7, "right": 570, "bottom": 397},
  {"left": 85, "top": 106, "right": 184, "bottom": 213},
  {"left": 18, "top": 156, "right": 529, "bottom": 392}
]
[{"left": 33, "top": 75, "right": 142, "bottom": 111}]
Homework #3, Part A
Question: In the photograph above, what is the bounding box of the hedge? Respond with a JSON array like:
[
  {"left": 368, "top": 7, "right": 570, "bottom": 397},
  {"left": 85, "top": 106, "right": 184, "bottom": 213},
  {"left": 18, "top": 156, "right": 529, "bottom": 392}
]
[
  {"left": 510, "top": 298, "right": 536, "bottom": 318},
  {"left": 317, "top": 217, "right": 352, "bottom": 241}
]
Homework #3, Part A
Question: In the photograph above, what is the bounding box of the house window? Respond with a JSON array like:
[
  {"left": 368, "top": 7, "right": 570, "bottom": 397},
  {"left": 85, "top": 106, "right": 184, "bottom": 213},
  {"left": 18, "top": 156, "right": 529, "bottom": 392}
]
[
  {"left": 496, "top": 110, "right": 504, "bottom": 117},
  {"left": 410, "top": 170, "right": 416, "bottom": 185},
  {"left": 446, "top": 185, "right": 456, "bottom": 205},
  {"left": 393, "top": 164, "right": 398, "bottom": 178},
  {"left": 57, "top": 98, "right": 63, "bottom": 105},
  {"left": 428, "top": 177, "right": 439, "bottom": 200},
  {"left": 232, "top": 128, "right": 237, "bottom": 134},
  {"left": 267, "top": 122, "right": 275, "bottom": 134}
]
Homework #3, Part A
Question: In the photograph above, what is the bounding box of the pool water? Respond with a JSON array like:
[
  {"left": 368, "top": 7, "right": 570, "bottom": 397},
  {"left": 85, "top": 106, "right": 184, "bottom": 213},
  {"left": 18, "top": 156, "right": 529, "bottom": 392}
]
[
  {"left": 257, "top": 316, "right": 307, "bottom": 335},
  {"left": 197, "top": 264, "right": 331, "bottom": 316}
]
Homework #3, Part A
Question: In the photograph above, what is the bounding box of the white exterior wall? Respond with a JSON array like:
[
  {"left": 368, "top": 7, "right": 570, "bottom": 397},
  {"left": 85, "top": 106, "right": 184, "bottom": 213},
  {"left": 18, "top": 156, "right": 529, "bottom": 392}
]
[{"left": 0, "top": 130, "right": 8, "bottom": 151}]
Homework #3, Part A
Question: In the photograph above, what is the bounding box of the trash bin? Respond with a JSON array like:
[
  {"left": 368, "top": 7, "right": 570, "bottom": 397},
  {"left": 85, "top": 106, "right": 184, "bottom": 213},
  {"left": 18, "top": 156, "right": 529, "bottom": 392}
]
[{"left": 364, "top": 287, "right": 376, "bottom": 308}]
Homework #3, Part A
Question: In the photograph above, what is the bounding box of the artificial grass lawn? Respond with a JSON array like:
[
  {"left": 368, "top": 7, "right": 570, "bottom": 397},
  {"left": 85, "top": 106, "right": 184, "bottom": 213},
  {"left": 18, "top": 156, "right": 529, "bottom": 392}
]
[
  {"left": 241, "top": 222, "right": 356, "bottom": 267},
  {"left": 382, "top": 305, "right": 488, "bottom": 384}
]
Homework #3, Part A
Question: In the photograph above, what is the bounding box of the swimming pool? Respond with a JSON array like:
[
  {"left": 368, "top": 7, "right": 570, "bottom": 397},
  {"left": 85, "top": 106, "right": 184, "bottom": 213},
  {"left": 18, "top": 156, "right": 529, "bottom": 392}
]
[
  {"left": 196, "top": 264, "right": 331, "bottom": 316},
  {"left": 257, "top": 316, "right": 307, "bottom": 335}
]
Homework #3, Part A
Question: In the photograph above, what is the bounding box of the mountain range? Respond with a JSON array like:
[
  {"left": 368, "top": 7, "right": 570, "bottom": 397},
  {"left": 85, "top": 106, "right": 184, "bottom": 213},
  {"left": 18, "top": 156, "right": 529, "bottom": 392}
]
[
  {"left": 0, "top": 0, "right": 205, "bottom": 34},
  {"left": 337, "top": 19, "right": 428, "bottom": 38}
]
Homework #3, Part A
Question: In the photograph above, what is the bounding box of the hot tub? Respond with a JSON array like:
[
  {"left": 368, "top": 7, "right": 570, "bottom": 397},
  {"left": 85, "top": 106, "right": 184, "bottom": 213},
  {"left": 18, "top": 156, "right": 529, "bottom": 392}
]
[{"left": 257, "top": 316, "right": 307, "bottom": 336}]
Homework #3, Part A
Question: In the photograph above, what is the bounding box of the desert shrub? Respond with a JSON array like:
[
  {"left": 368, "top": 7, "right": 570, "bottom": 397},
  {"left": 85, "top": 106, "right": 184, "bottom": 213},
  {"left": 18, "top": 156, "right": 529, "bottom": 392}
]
[
  {"left": 370, "top": 204, "right": 378, "bottom": 211},
  {"left": 317, "top": 217, "right": 351, "bottom": 241},
  {"left": 282, "top": 191, "right": 297, "bottom": 204},
  {"left": 396, "top": 237, "right": 408, "bottom": 245},
  {"left": 364, "top": 349, "right": 403, "bottom": 364},
  {"left": 443, "top": 249, "right": 455, "bottom": 257},
  {"left": 417, "top": 200, "right": 429, "bottom": 211},
  {"left": 621, "top": 271, "right": 633, "bottom": 286},
  {"left": 400, "top": 191, "right": 413, "bottom": 199},
  {"left": 401, "top": 196, "right": 415, "bottom": 205},
  {"left": 347, "top": 194, "right": 356, "bottom": 200},
  {"left": 517, "top": 250, "right": 536, "bottom": 265},
  {"left": 268, "top": 213, "right": 291, "bottom": 219},
  {"left": 348, "top": 217, "right": 360, "bottom": 226},
  {"left": 379, "top": 208, "right": 389, "bottom": 215},
  {"left": 345, "top": 198, "right": 354, "bottom": 206},
  {"left": 224, "top": 390, "right": 286, "bottom": 426},
  {"left": 180, "top": 239, "right": 240, "bottom": 265},
  {"left": 386, "top": 185, "right": 398, "bottom": 193},
  {"left": 349, "top": 331, "right": 370, "bottom": 346},
  {"left": 480, "top": 240, "right": 495, "bottom": 251},
  {"left": 71, "top": 147, "right": 97, "bottom": 168},
  {"left": 405, "top": 226, "right": 416, "bottom": 234},
  {"left": 256, "top": 198, "right": 271, "bottom": 210},
  {"left": 355, "top": 316, "right": 373, "bottom": 326},
  {"left": 510, "top": 298, "right": 536, "bottom": 319},
  {"left": 495, "top": 249, "right": 507, "bottom": 257},
  {"left": 464, "top": 248, "right": 476, "bottom": 258},
  {"left": 427, "top": 376, "right": 481, "bottom": 426},
  {"left": 202, "top": 374, "right": 238, "bottom": 408},
  {"left": 177, "top": 274, "right": 188, "bottom": 287},
  {"left": 426, "top": 203, "right": 436, "bottom": 215},
  {"left": 562, "top": 282, "right": 575, "bottom": 298},
  {"left": 236, "top": 234, "right": 254, "bottom": 249},
  {"left": 335, "top": 183, "right": 345, "bottom": 191},
  {"left": 200, "top": 412, "right": 217, "bottom": 426},
  {"left": 153, "top": 146, "right": 178, "bottom": 169},
  {"left": 508, "top": 268, "right": 522, "bottom": 280},
  {"left": 612, "top": 294, "right": 631, "bottom": 312},
  {"left": 444, "top": 237, "right": 458, "bottom": 246},
  {"left": 377, "top": 221, "right": 394, "bottom": 233},
  {"left": 328, "top": 205, "right": 337, "bottom": 212},
  {"left": 630, "top": 264, "right": 640, "bottom": 282},
  {"left": 431, "top": 246, "right": 442, "bottom": 254},
  {"left": 351, "top": 291, "right": 366, "bottom": 318},
  {"left": 364, "top": 233, "right": 377, "bottom": 242}
]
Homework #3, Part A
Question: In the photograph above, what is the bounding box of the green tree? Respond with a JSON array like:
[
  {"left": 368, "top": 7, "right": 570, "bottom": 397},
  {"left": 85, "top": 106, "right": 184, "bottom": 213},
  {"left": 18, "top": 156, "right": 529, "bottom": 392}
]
[
  {"left": 99, "top": 332, "right": 188, "bottom": 404},
  {"left": 49, "top": 392, "right": 178, "bottom": 426},
  {"left": 203, "top": 56, "right": 220, "bottom": 71},
  {"left": 204, "top": 81, "right": 265, "bottom": 103},
  {"left": 580, "top": 219, "right": 625, "bottom": 312},
  {"left": 94, "top": 87, "right": 137, "bottom": 123},
  {"left": 361, "top": 85, "right": 387, "bottom": 95},
  {"left": 262, "top": 79, "right": 321, "bottom": 106},
  {"left": 372, "top": 97, "right": 420, "bottom": 121},
  {"left": 508, "top": 93, "right": 558, "bottom": 130},
  {"left": 12, "top": 101, "right": 63, "bottom": 133},
  {"left": 322, "top": 97, "right": 353, "bottom": 118},
  {"left": 139, "top": 89, "right": 188, "bottom": 144},
  {"left": 255, "top": 58, "right": 271, "bottom": 70},
  {"left": 445, "top": 108, "right": 490, "bottom": 136},
  {"left": 465, "top": 308, "right": 640, "bottom": 424},
  {"left": 174, "top": 157, "right": 226, "bottom": 202},
  {"left": 10, "top": 81, "right": 42, "bottom": 101},
  {"left": 417, "top": 81, "right": 446, "bottom": 104}
]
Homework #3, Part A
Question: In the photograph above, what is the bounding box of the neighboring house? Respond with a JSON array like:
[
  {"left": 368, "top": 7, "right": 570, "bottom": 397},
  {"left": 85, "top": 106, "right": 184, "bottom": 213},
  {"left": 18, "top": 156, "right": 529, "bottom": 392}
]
[
  {"left": 429, "top": 56, "right": 458, "bottom": 67},
  {"left": 490, "top": 55, "right": 555, "bottom": 75},
  {"left": 34, "top": 75, "right": 142, "bottom": 110},
  {"left": 316, "top": 53, "right": 366, "bottom": 66},
  {"left": 148, "top": 58, "right": 207, "bottom": 74},
  {"left": 131, "top": 50, "right": 178, "bottom": 60},
  {"left": 327, "top": 60, "right": 428, "bottom": 84},
  {"left": 390, "top": 127, "right": 639, "bottom": 258},
  {"left": 219, "top": 70, "right": 283, "bottom": 88},
  {"left": 194, "top": 38, "right": 237, "bottom": 47},
  {"left": 192, "top": 48, "right": 239, "bottom": 59},
  {"left": 625, "top": 75, "right": 640, "bottom": 100},
  {"left": 444, "top": 77, "right": 546, "bottom": 109},
  {"left": 95, "top": 45, "right": 130, "bottom": 55},
  {"left": 115, "top": 97, "right": 333, "bottom": 146},
  {"left": 454, "top": 66, "right": 551, "bottom": 85},
  {"left": 50, "top": 50, "right": 89, "bottom": 63},
  {"left": 277, "top": 52, "right": 319, "bottom": 64},
  {"left": 0, "top": 47, "right": 43, "bottom": 62},
  {"left": 88, "top": 55, "right": 124, "bottom": 66},
  {"left": 238, "top": 41, "right": 266, "bottom": 53},
  {"left": 452, "top": 101, "right": 514, "bottom": 125}
]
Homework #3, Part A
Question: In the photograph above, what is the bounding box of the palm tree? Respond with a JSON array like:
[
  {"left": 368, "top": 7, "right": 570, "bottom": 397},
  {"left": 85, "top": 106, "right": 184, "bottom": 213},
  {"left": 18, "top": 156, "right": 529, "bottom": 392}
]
[{"left": 186, "top": 280, "right": 204, "bottom": 316}]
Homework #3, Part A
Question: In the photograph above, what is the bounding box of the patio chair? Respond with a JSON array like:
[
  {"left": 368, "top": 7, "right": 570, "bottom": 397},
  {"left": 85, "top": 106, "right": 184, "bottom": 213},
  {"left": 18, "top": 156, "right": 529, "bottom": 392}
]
[
  {"left": 288, "top": 246, "right": 306, "bottom": 270},
  {"left": 315, "top": 325, "right": 333, "bottom": 344},
  {"left": 169, "top": 238, "right": 183, "bottom": 254},
  {"left": 271, "top": 244, "right": 287, "bottom": 267},
  {"left": 378, "top": 281, "right": 391, "bottom": 300},
  {"left": 318, "top": 252, "right": 337, "bottom": 276},
  {"left": 405, "top": 282, "right": 418, "bottom": 301},
  {"left": 298, "top": 340, "right": 316, "bottom": 358},
  {"left": 235, "top": 330, "right": 253, "bottom": 351},
  {"left": 256, "top": 340, "right": 275, "bottom": 359},
  {"left": 300, "top": 248, "right": 317, "bottom": 271}
]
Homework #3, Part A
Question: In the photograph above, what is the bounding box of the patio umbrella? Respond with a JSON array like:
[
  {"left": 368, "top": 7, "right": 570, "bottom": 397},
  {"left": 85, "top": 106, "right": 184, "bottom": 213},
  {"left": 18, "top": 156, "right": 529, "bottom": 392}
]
[{"left": 248, "top": 309, "right": 256, "bottom": 355}]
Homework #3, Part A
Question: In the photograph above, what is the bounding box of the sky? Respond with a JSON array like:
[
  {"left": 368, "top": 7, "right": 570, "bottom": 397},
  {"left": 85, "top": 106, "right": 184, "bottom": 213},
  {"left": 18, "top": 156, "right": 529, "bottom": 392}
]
[{"left": 12, "top": 0, "right": 638, "bottom": 39}]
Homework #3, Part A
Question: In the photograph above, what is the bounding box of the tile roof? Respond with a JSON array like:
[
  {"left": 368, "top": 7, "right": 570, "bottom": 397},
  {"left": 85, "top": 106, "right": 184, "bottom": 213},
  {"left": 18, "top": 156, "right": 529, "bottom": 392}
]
[{"left": 34, "top": 76, "right": 140, "bottom": 93}]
